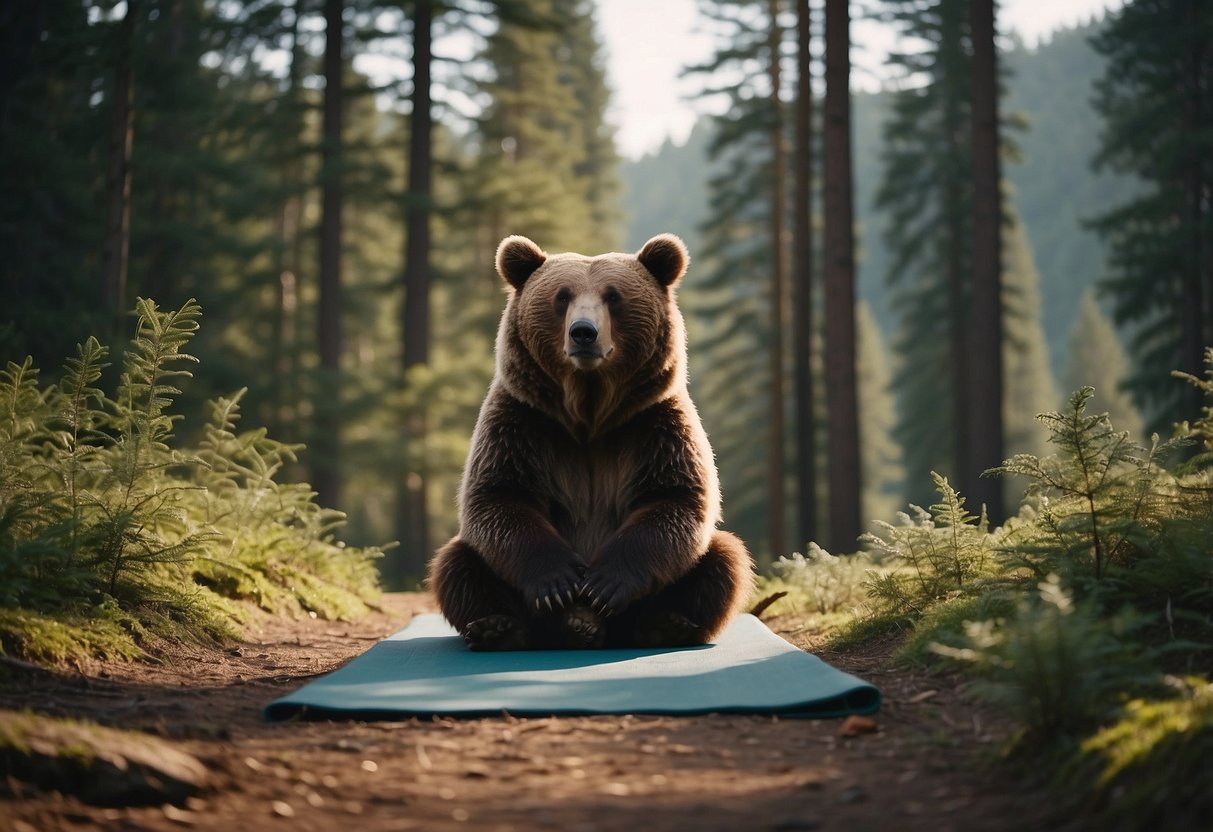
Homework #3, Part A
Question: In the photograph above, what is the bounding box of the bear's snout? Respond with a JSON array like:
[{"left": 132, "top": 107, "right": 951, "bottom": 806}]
[
  {"left": 569, "top": 319, "right": 598, "bottom": 348},
  {"left": 564, "top": 304, "right": 613, "bottom": 369}
]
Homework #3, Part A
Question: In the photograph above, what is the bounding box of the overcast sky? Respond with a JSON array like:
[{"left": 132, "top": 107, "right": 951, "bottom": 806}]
[{"left": 596, "top": 0, "right": 1126, "bottom": 160}]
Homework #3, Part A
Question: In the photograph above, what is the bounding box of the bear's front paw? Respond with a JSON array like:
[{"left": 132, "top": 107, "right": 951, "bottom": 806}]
[
  {"left": 580, "top": 568, "right": 648, "bottom": 616},
  {"left": 462, "top": 614, "right": 530, "bottom": 651},
  {"left": 522, "top": 556, "right": 587, "bottom": 614}
]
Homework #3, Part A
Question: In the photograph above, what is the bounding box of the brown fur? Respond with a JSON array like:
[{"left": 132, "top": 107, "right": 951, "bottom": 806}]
[{"left": 428, "top": 234, "right": 755, "bottom": 650}]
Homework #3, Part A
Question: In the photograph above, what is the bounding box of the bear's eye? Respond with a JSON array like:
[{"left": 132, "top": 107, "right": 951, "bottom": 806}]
[
  {"left": 604, "top": 288, "right": 622, "bottom": 305},
  {"left": 555, "top": 288, "right": 572, "bottom": 306}
]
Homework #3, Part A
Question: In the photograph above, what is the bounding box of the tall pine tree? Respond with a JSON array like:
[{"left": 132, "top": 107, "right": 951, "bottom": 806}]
[
  {"left": 1090, "top": 0, "right": 1213, "bottom": 430},
  {"left": 1063, "top": 289, "right": 1144, "bottom": 439},
  {"left": 876, "top": 0, "right": 1018, "bottom": 510},
  {"left": 686, "top": 0, "right": 792, "bottom": 560}
]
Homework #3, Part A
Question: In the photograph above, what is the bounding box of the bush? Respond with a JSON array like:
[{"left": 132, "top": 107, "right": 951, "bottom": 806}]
[
  {"left": 0, "top": 299, "right": 382, "bottom": 662},
  {"left": 933, "top": 575, "right": 1155, "bottom": 744},
  {"left": 768, "top": 543, "right": 871, "bottom": 615}
]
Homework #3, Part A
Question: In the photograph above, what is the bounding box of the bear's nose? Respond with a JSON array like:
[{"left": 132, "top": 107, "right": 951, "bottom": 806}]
[{"left": 569, "top": 319, "right": 598, "bottom": 348}]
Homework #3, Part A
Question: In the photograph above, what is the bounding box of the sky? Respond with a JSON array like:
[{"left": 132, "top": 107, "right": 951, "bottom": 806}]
[{"left": 596, "top": 0, "right": 1126, "bottom": 161}]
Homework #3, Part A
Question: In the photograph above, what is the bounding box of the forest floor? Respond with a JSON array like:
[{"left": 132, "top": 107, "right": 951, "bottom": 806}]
[{"left": 0, "top": 593, "right": 1068, "bottom": 832}]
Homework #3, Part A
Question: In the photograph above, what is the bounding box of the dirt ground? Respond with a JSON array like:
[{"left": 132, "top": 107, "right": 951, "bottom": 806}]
[{"left": 0, "top": 593, "right": 1064, "bottom": 832}]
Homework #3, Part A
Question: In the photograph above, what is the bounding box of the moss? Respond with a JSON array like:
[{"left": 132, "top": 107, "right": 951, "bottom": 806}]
[
  {"left": 0, "top": 710, "right": 207, "bottom": 806},
  {"left": 0, "top": 607, "right": 143, "bottom": 664},
  {"left": 824, "top": 611, "right": 914, "bottom": 652},
  {"left": 1067, "top": 680, "right": 1213, "bottom": 830}
]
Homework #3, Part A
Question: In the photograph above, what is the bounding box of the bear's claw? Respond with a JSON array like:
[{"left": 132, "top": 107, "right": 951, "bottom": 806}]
[{"left": 462, "top": 614, "right": 530, "bottom": 651}]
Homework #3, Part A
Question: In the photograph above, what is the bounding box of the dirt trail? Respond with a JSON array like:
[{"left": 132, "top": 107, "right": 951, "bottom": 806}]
[{"left": 1, "top": 593, "right": 1056, "bottom": 831}]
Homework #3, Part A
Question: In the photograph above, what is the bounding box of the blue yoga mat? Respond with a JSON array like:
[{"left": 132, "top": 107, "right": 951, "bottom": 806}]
[{"left": 264, "top": 613, "right": 880, "bottom": 721}]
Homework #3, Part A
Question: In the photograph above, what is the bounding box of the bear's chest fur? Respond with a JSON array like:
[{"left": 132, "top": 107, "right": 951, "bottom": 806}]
[{"left": 539, "top": 436, "right": 637, "bottom": 560}]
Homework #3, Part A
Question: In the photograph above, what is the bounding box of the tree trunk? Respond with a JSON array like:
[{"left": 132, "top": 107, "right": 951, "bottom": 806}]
[
  {"left": 823, "top": 0, "right": 861, "bottom": 550},
  {"left": 1181, "top": 0, "right": 1208, "bottom": 418},
  {"left": 766, "top": 0, "right": 788, "bottom": 560},
  {"left": 314, "top": 0, "right": 344, "bottom": 510},
  {"left": 272, "top": 0, "right": 307, "bottom": 445},
  {"left": 965, "top": 0, "right": 1004, "bottom": 522},
  {"left": 792, "top": 0, "right": 817, "bottom": 551},
  {"left": 394, "top": 0, "right": 434, "bottom": 587},
  {"left": 100, "top": 0, "right": 138, "bottom": 338},
  {"left": 144, "top": 0, "right": 185, "bottom": 306}
]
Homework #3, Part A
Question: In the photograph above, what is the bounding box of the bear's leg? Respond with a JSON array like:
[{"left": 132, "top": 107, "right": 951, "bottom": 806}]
[
  {"left": 618, "top": 530, "right": 755, "bottom": 648},
  {"left": 428, "top": 538, "right": 531, "bottom": 651},
  {"left": 429, "top": 539, "right": 607, "bottom": 650}
]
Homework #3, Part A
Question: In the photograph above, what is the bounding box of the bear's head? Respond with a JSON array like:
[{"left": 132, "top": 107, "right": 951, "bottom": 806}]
[{"left": 494, "top": 233, "right": 690, "bottom": 430}]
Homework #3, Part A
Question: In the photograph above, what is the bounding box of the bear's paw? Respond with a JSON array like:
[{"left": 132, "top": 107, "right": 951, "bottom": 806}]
[
  {"left": 462, "top": 614, "right": 531, "bottom": 651},
  {"left": 560, "top": 605, "right": 606, "bottom": 649}
]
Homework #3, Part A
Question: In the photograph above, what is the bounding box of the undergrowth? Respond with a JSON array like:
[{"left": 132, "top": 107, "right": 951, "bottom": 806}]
[
  {"left": 0, "top": 299, "right": 383, "bottom": 662},
  {"left": 773, "top": 348, "right": 1213, "bottom": 829}
]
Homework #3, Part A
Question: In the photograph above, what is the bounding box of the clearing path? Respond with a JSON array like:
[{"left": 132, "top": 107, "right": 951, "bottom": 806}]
[{"left": 1, "top": 593, "right": 1055, "bottom": 831}]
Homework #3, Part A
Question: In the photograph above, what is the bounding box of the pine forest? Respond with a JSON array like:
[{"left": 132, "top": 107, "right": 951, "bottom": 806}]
[{"left": 2, "top": 1, "right": 1211, "bottom": 828}]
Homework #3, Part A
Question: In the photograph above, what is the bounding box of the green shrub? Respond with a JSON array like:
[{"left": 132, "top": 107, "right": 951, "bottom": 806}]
[
  {"left": 860, "top": 472, "right": 1003, "bottom": 618},
  {"left": 0, "top": 299, "right": 382, "bottom": 661},
  {"left": 933, "top": 575, "right": 1156, "bottom": 744},
  {"left": 769, "top": 544, "right": 872, "bottom": 615}
]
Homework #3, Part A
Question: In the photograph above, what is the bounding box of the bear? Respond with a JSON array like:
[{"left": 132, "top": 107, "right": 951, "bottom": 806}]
[{"left": 427, "top": 233, "right": 755, "bottom": 651}]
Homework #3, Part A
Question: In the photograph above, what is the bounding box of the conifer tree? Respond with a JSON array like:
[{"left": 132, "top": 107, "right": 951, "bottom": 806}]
[
  {"left": 1089, "top": 0, "right": 1213, "bottom": 430},
  {"left": 823, "top": 0, "right": 861, "bottom": 547},
  {"left": 1063, "top": 289, "right": 1144, "bottom": 440},
  {"left": 1002, "top": 216, "right": 1060, "bottom": 462},
  {"left": 686, "top": 0, "right": 792, "bottom": 559},
  {"left": 792, "top": 0, "right": 817, "bottom": 548},
  {"left": 466, "top": 0, "right": 611, "bottom": 253},
  {"left": 856, "top": 302, "right": 903, "bottom": 526},
  {"left": 397, "top": 0, "right": 434, "bottom": 583},
  {"left": 314, "top": 0, "right": 346, "bottom": 510},
  {"left": 876, "top": 0, "right": 1018, "bottom": 510},
  {"left": 965, "top": 0, "right": 1005, "bottom": 521}
]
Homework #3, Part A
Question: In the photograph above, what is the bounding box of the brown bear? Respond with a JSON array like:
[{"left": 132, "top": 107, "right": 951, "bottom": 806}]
[{"left": 427, "top": 233, "right": 754, "bottom": 651}]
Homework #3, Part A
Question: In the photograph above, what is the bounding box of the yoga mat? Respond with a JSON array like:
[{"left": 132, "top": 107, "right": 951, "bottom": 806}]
[{"left": 264, "top": 613, "right": 881, "bottom": 721}]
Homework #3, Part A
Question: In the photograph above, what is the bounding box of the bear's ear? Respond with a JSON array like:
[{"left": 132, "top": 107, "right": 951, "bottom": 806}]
[
  {"left": 637, "top": 233, "right": 689, "bottom": 288},
  {"left": 496, "top": 235, "right": 547, "bottom": 290}
]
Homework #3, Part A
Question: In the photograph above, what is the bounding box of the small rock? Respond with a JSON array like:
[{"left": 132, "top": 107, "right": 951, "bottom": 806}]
[{"left": 271, "top": 800, "right": 294, "bottom": 818}]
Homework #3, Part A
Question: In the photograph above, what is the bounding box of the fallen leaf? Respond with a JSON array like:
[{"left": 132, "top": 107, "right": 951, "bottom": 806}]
[{"left": 836, "top": 715, "right": 880, "bottom": 737}]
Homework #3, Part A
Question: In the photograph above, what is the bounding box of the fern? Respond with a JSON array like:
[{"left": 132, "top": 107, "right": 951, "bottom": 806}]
[
  {"left": 0, "top": 299, "right": 381, "bottom": 662},
  {"left": 860, "top": 473, "right": 999, "bottom": 617},
  {"left": 1173, "top": 346, "right": 1213, "bottom": 475}
]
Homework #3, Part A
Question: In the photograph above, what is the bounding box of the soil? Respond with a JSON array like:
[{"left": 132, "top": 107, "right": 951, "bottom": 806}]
[{"left": 0, "top": 593, "right": 1062, "bottom": 832}]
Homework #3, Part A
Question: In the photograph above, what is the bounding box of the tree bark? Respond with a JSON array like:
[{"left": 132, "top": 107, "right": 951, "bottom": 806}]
[
  {"left": 100, "top": 0, "right": 138, "bottom": 338},
  {"left": 792, "top": 0, "right": 817, "bottom": 550},
  {"left": 271, "top": 0, "right": 307, "bottom": 440},
  {"left": 395, "top": 0, "right": 434, "bottom": 586},
  {"left": 1180, "top": 0, "right": 1208, "bottom": 418},
  {"left": 314, "top": 0, "right": 344, "bottom": 510},
  {"left": 766, "top": 0, "right": 788, "bottom": 560},
  {"left": 823, "top": 0, "right": 861, "bottom": 550},
  {"left": 965, "top": 0, "right": 1004, "bottom": 522}
]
